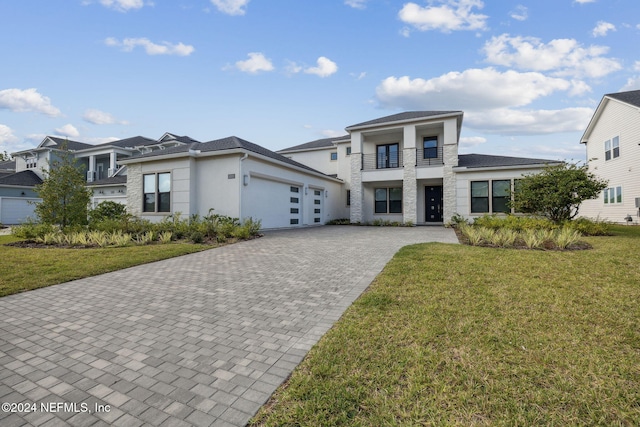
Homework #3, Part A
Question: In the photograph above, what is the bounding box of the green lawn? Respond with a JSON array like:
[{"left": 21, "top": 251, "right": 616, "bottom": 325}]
[
  {"left": 0, "top": 235, "right": 210, "bottom": 297},
  {"left": 251, "top": 225, "right": 640, "bottom": 426}
]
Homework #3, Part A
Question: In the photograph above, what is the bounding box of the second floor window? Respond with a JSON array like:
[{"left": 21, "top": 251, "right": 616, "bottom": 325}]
[
  {"left": 605, "top": 136, "right": 619, "bottom": 160},
  {"left": 330, "top": 152, "right": 338, "bottom": 161},
  {"left": 423, "top": 137, "right": 438, "bottom": 159}
]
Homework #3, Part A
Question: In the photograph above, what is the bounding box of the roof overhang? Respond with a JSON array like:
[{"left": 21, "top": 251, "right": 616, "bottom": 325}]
[
  {"left": 452, "top": 162, "right": 561, "bottom": 173},
  {"left": 345, "top": 111, "right": 464, "bottom": 132}
]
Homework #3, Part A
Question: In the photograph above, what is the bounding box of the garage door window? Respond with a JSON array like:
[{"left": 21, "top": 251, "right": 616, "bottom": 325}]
[{"left": 143, "top": 172, "right": 171, "bottom": 213}]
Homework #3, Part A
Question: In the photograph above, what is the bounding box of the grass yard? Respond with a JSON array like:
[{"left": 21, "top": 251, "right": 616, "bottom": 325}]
[
  {"left": 251, "top": 225, "right": 640, "bottom": 426},
  {"left": 0, "top": 234, "right": 210, "bottom": 297}
]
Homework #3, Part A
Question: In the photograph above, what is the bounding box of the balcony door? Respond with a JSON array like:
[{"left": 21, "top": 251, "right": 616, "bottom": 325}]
[{"left": 376, "top": 143, "right": 399, "bottom": 169}]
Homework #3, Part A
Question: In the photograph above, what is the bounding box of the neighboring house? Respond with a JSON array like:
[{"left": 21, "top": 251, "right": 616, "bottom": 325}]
[
  {"left": 119, "top": 136, "right": 345, "bottom": 229},
  {"left": 281, "top": 111, "right": 559, "bottom": 224},
  {"left": 579, "top": 89, "right": 640, "bottom": 223}
]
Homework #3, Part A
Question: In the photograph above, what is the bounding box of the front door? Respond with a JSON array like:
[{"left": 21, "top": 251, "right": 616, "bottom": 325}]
[{"left": 425, "top": 186, "right": 443, "bottom": 222}]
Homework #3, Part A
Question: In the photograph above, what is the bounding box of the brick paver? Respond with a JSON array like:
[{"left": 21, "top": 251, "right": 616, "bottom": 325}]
[{"left": 0, "top": 226, "right": 457, "bottom": 426}]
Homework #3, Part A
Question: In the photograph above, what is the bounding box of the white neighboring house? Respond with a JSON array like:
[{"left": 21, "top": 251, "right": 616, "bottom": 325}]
[
  {"left": 579, "top": 90, "right": 640, "bottom": 224},
  {"left": 280, "top": 111, "right": 559, "bottom": 224},
  {"left": 119, "top": 136, "right": 345, "bottom": 229}
]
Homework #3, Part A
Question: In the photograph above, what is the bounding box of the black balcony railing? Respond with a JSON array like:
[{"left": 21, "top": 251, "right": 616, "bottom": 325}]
[
  {"left": 362, "top": 151, "right": 403, "bottom": 171},
  {"left": 416, "top": 146, "right": 444, "bottom": 166}
]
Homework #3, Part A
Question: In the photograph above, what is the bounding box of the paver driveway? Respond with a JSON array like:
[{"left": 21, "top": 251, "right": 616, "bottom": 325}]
[{"left": 0, "top": 226, "right": 457, "bottom": 427}]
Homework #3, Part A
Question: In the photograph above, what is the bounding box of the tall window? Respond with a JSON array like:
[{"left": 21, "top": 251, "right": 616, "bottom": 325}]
[
  {"left": 491, "top": 180, "right": 511, "bottom": 213},
  {"left": 375, "top": 187, "right": 402, "bottom": 213},
  {"left": 377, "top": 143, "right": 399, "bottom": 169},
  {"left": 605, "top": 136, "right": 620, "bottom": 161},
  {"left": 346, "top": 190, "right": 351, "bottom": 206},
  {"left": 423, "top": 137, "right": 438, "bottom": 159},
  {"left": 346, "top": 147, "right": 351, "bottom": 156},
  {"left": 471, "top": 181, "right": 489, "bottom": 213},
  {"left": 143, "top": 172, "right": 171, "bottom": 213}
]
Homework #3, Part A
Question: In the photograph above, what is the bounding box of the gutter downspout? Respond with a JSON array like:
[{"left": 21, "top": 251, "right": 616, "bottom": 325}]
[{"left": 239, "top": 153, "right": 249, "bottom": 220}]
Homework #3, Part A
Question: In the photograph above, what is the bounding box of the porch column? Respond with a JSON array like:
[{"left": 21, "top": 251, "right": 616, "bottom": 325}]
[
  {"left": 442, "top": 118, "right": 459, "bottom": 223},
  {"left": 109, "top": 152, "right": 117, "bottom": 176},
  {"left": 350, "top": 131, "right": 363, "bottom": 223},
  {"left": 402, "top": 125, "right": 417, "bottom": 224},
  {"left": 87, "top": 155, "right": 96, "bottom": 182}
]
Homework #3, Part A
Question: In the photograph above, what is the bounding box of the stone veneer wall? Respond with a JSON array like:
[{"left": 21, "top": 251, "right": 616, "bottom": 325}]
[
  {"left": 443, "top": 144, "right": 458, "bottom": 222},
  {"left": 402, "top": 148, "right": 417, "bottom": 224},
  {"left": 350, "top": 154, "right": 363, "bottom": 223},
  {"left": 126, "top": 163, "right": 142, "bottom": 216}
]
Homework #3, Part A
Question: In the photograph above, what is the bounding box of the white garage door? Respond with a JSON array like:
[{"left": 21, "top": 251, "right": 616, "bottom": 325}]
[
  {"left": 243, "top": 177, "right": 302, "bottom": 229},
  {"left": 0, "top": 197, "right": 39, "bottom": 225}
]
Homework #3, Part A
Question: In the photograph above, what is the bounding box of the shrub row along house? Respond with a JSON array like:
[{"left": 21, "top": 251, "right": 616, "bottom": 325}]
[{"left": 0, "top": 110, "right": 583, "bottom": 227}]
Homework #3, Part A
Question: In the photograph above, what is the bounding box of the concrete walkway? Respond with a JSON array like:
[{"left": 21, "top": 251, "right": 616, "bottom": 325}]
[{"left": 0, "top": 226, "right": 457, "bottom": 427}]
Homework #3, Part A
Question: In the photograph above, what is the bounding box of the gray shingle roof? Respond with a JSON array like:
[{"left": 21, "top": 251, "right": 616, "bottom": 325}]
[
  {"left": 607, "top": 90, "right": 640, "bottom": 108},
  {"left": 93, "top": 136, "right": 157, "bottom": 149},
  {"left": 0, "top": 160, "right": 16, "bottom": 171},
  {"left": 0, "top": 170, "right": 43, "bottom": 186},
  {"left": 89, "top": 175, "right": 127, "bottom": 186},
  {"left": 278, "top": 136, "right": 347, "bottom": 153},
  {"left": 457, "top": 154, "right": 560, "bottom": 169},
  {"left": 346, "top": 111, "right": 462, "bottom": 129},
  {"left": 47, "top": 136, "right": 94, "bottom": 151},
  {"left": 125, "top": 136, "right": 333, "bottom": 177}
]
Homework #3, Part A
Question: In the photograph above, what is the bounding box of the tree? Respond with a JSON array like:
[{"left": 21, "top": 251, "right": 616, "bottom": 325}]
[
  {"left": 0, "top": 151, "right": 11, "bottom": 161},
  {"left": 511, "top": 162, "right": 608, "bottom": 223},
  {"left": 34, "top": 145, "right": 92, "bottom": 229}
]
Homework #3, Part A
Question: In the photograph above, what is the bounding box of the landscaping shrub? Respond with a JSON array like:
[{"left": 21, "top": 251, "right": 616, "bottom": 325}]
[
  {"left": 12, "top": 221, "right": 56, "bottom": 240},
  {"left": 89, "top": 201, "right": 128, "bottom": 224}
]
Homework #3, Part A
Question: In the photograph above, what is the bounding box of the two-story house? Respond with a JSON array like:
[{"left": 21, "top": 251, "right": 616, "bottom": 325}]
[
  {"left": 280, "top": 111, "right": 559, "bottom": 225},
  {"left": 579, "top": 90, "right": 640, "bottom": 223}
]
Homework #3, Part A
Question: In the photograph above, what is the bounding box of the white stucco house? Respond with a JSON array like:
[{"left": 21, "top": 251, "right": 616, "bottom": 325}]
[
  {"left": 280, "top": 111, "right": 559, "bottom": 225},
  {"left": 4, "top": 110, "right": 560, "bottom": 227},
  {"left": 579, "top": 89, "right": 640, "bottom": 223}
]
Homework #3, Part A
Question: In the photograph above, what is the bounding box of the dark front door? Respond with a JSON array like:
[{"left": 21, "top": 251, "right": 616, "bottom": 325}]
[{"left": 425, "top": 186, "right": 443, "bottom": 222}]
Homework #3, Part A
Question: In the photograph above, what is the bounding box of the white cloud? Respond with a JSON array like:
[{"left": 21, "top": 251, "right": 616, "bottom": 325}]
[
  {"left": 98, "top": 0, "right": 146, "bottom": 12},
  {"left": 105, "top": 37, "right": 194, "bottom": 56},
  {"left": 398, "top": 0, "right": 488, "bottom": 33},
  {"left": 211, "top": 0, "right": 249, "bottom": 15},
  {"left": 465, "top": 107, "right": 594, "bottom": 135},
  {"left": 635, "top": 61, "right": 640, "bottom": 72},
  {"left": 375, "top": 68, "right": 573, "bottom": 111},
  {"left": 83, "top": 109, "right": 128, "bottom": 125},
  {"left": 574, "top": 0, "right": 595, "bottom": 3},
  {"left": 459, "top": 136, "right": 486, "bottom": 147},
  {"left": 592, "top": 21, "right": 616, "bottom": 37},
  {"left": 345, "top": 0, "right": 368, "bottom": 9},
  {"left": 304, "top": 57, "right": 338, "bottom": 78},
  {"left": 0, "top": 88, "right": 62, "bottom": 117},
  {"left": 509, "top": 5, "right": 528, "bottom": 21},
  {"left": 351, "top": 71, "right": 367, "bottom": 80},
  {"left": 321, "top": 129, "right": 345, "bottom": 138},
  {"left": 0, "top": 124, "right": 18, "bottom": 145},
  {"left": 483, "top": 34, "right": 622, "bottom": 78},
  {"left": 55, "top": 124, "right": 80, "bottom": 138},
  {"left": 621, "top": 76, "right": 640, "bottom": 91},
  {"left": 235, "top": 52, "right": 274, "bottom": 73}
]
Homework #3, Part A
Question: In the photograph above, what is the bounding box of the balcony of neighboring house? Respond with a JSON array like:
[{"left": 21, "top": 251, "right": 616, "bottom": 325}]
[{"left": 79, "top": 152, "right": 129, "bottom": 182}]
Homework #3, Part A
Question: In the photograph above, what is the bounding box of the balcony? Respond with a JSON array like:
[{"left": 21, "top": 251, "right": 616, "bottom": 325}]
[
  {"left": 416, "top": 146, "right": 443, "bottom": 166},
  {"left": 362, "top": 151, "right": 403, "bottom": 171}
]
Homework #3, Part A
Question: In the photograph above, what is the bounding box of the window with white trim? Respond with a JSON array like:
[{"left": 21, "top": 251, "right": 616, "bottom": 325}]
[
  {"left": 604, "top": 186, "right": 622, "bottom": 204},
  {"left": 605, "top": 136, "right": 620, "bottom": 161}
]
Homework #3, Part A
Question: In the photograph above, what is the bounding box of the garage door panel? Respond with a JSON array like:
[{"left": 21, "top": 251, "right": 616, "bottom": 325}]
[
  {"left": 243, "top": 178, "right": 301, "bottom": 229},
  {"left": 0, "top": 198, "right": 38, "bottom": 225}
]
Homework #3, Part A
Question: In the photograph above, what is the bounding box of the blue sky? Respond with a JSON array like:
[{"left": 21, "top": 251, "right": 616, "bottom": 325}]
[{"left": 1, "top": 0, "right": 639, "bottom": 161}]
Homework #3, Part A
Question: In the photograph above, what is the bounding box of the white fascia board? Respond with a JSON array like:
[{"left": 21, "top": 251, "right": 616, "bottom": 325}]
[
  {"left": 245, "top": 152, "right": 343, "bottom": 183},
  {"left": 345, "top": 112, "right": 463, "bottom": 132},
  {"left": 277, "top": 146, "right": 334, "bottom": 154}
]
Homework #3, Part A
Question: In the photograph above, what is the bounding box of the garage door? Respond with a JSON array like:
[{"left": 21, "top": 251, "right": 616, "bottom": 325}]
[
  {"left": 243, "top": 177, "right": 302, "bottom": 229},
  {"left": 0, "top": 197, "right": 39, "bottom": 225}
]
